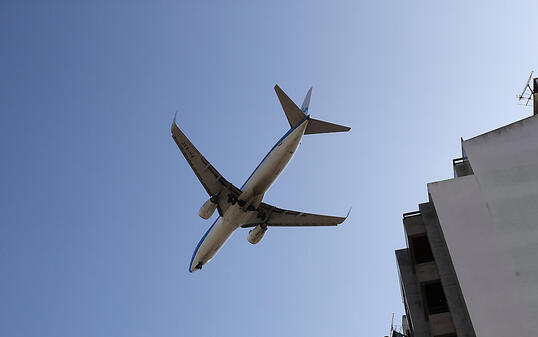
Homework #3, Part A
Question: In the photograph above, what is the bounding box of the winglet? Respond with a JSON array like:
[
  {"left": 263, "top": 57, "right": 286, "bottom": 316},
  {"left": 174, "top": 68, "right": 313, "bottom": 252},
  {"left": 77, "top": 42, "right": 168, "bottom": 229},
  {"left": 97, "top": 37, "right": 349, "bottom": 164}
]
[
  {"left": 171, "top": 111, "right": 180, "bottom": 134},
  {"left": 338, "top": 207, "right": 352, "bottom": 225}
]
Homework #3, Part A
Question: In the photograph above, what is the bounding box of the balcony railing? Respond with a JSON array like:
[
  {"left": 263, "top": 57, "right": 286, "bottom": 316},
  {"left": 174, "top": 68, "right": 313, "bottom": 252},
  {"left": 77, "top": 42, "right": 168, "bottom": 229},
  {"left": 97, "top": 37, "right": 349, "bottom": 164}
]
[
  {"left": 452, "top": 157, "right": 473, "bottom": 178},
  {"left": 403, "top": 210, "right": 421, "bottom": 219}
]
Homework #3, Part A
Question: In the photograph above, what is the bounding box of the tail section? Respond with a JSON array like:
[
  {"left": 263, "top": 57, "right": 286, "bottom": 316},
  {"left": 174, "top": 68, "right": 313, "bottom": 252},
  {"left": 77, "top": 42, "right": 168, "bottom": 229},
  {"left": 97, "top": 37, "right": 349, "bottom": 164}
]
[{"left": 274, "top": 84, "right": 350, "bottom": 134}]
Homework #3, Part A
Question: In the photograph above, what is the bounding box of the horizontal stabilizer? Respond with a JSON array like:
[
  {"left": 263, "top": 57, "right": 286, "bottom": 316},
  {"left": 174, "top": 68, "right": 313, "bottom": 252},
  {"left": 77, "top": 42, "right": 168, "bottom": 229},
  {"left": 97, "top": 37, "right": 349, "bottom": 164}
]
[
  {"left": 274, "top": 85, "right": 306, "bottom": 128},
  {"left": 305, "top": 118, "right": 350, "bottom": 134}
]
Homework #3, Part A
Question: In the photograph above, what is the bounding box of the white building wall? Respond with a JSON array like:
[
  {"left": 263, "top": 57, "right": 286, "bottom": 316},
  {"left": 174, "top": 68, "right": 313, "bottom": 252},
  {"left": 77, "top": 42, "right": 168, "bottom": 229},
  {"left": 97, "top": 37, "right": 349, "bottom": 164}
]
[
  {"left": 428, "top": 176, "right": 535, "bottom": 336},
  {"left": 427, "top": 115, "right": 538, "bottom": 337}
]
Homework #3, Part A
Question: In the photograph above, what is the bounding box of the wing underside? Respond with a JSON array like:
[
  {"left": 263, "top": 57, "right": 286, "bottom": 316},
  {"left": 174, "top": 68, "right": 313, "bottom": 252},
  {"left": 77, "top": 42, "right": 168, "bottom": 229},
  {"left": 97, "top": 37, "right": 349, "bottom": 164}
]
[
  {"left": 241, "top": 202, "right": 348, "bottom": 228},
  {"left": 171, "top": 113, "right": 241, "bottom": 215}
]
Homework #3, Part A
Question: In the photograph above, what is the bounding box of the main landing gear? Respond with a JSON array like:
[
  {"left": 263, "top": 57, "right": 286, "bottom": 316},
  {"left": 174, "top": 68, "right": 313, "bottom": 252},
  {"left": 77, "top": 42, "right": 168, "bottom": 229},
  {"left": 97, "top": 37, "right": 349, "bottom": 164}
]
[
  {"left": 227, "top": 193, "right": 246, "bottom": 207},
  {"left": 227, "top": 194, "right": 265, "bottom": 219},
  {"left": 227, "top": 193, "right": 238, "bottom": 204}
]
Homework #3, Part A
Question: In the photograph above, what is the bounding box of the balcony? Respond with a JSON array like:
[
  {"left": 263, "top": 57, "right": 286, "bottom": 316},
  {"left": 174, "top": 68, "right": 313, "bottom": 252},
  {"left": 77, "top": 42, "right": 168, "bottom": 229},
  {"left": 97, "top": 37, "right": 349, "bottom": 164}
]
[{"left": 452, "top": 157, "right": 473, "bottom": 178}]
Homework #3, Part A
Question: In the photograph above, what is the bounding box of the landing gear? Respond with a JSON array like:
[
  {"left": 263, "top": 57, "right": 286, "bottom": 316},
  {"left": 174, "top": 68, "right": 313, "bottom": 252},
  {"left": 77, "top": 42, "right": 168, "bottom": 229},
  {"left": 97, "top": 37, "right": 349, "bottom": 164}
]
[
  {"left": 227, "top": 194, "right": 237, "bottom": 205},
  {"left": 247, "top": 205, "right": 256, "bottom": 211},
  {"left": 227, "top": 193, "right": 247, "bottom": 207},
  {"left": 195, "top": 262, "right": 203, "bottom": 270}
]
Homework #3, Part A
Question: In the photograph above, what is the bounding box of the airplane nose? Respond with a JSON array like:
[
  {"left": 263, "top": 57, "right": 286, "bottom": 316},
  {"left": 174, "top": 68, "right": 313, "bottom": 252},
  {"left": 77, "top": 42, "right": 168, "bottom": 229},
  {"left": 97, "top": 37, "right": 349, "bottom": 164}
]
[
  {"left": 189, "top": 260, "right": 197, "bottom": 273},
  {"left": 189, "top": 260, "right": 203, "bottom": 273}
]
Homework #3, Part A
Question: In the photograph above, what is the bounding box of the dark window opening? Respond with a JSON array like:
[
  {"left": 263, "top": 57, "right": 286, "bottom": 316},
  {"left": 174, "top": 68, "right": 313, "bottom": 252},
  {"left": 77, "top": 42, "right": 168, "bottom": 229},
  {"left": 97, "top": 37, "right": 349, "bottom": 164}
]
[
  {"left": 424, "top": 282, "right": 449, "bottom": 315},
  {"left": 411, "top": 235, "right": 434, "bottom": 264}
]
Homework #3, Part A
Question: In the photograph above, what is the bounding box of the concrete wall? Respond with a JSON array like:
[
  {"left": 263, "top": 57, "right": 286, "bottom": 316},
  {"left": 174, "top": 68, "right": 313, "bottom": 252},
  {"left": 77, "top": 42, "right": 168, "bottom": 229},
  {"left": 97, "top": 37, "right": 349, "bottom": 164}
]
[
  {"left": 428, "top": 312, "right": 454, "bottom": 337},
  {"left": 428, "top": 169, "right": 538, "bottom": 336}
]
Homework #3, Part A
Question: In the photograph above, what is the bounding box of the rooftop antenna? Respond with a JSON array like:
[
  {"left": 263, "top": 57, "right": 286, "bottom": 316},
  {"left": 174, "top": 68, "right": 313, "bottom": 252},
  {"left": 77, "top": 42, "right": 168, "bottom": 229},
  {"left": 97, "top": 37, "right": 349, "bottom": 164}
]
[{"left": 517, "top": 71, "right": 535, "bottom": 107}]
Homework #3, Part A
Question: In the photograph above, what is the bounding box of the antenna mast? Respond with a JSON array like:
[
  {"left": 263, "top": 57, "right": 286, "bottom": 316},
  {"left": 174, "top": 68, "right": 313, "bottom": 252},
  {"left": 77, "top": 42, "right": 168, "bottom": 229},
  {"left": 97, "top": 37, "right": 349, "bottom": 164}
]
[
  {"left": 535, "top": 77, "right": 538, "bottom": 116},
  {"left": 518, "top": 71, "right": 537, "bottom": 115}
]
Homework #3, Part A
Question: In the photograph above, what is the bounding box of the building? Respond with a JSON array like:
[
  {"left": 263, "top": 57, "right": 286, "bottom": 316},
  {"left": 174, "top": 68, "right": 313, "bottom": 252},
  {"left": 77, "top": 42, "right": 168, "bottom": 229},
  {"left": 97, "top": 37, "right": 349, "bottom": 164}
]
[{"left": 393, "top": 77, "right": 538, "bottom": 337}]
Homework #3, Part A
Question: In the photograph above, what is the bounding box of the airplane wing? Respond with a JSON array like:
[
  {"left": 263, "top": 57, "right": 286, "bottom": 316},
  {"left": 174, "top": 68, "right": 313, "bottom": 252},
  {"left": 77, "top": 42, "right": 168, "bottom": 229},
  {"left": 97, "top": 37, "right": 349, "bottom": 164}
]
[
  {"left": 241, "top": 202, "right": 349, "bottom": 228},
  {"left": 171, "top": 113, "right": 242, "bottom": 215}
]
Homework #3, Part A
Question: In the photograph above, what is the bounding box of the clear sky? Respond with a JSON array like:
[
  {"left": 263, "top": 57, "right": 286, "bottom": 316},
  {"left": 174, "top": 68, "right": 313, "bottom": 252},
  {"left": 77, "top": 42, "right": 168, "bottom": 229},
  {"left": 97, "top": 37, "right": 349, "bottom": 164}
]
[{"left": 1, "top": 1, "right": 537, "bottom": 336}]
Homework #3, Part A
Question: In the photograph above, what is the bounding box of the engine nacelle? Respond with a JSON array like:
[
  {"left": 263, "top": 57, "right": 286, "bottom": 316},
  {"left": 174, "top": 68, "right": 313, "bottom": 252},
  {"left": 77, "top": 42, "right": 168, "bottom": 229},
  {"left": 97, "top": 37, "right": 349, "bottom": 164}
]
[
  {"left": 247, "top": 224, "right": 267, "bottom": 244},
  {"left": 199, "top": 199, "right": 217, "bottom": 219}
]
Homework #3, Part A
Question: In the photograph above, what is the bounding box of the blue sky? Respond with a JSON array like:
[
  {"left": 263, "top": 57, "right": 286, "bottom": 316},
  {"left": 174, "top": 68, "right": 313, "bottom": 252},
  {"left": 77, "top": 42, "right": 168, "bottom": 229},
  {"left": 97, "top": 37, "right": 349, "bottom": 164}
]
[{"left": 1, "top": 1, "right": 537, "bottom": 336}]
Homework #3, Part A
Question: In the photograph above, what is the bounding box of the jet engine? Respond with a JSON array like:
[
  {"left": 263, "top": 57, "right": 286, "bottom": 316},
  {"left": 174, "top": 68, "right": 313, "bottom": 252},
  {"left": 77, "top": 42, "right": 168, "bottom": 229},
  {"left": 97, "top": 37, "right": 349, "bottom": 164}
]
[
  {"left": 198, "top": 199, "right": 217, "bottom": 219},
  {"left": 247, "top": 224, "right": 267, "bottom": 244}
]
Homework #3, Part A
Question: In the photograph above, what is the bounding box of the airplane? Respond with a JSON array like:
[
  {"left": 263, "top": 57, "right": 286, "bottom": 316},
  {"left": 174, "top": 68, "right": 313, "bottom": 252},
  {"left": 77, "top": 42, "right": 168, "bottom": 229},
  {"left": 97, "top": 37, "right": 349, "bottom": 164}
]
[{"left": 171, "top": 85, "right": 351, "bottom": 272}]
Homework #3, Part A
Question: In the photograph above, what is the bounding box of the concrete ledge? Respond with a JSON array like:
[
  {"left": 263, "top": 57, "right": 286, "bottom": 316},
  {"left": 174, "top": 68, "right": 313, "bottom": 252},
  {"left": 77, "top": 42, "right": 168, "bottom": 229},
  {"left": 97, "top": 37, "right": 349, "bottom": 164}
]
[
  {"left": 415, "top": 261, "right": 440, "bottom": 283},
  {"left": 404, "top": 213, "right": 426, "bottom": 237},
  {"left": 429, "top": 312, "right": 455, "bottom": 336},
  {"left": 396, "top": 248, "right": 432, "bottom": 337}
]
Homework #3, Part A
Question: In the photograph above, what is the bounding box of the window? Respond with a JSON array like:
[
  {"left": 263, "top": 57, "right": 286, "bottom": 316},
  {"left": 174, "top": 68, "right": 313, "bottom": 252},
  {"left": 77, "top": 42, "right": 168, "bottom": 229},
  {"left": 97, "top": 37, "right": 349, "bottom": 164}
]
[
  {"left": 424, "top": 282, "right": 449, "bottom": 314},
  {"left": 411, "top": 235, "right": 434, "bottom": 264}
]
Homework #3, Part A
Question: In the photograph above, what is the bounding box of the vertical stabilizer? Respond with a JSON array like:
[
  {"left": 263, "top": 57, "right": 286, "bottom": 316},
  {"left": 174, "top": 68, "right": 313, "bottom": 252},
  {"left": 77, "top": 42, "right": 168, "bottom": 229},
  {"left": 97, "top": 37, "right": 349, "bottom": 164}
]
[{"left": 301, "top": 87, "right": 313, "bottom": 114}]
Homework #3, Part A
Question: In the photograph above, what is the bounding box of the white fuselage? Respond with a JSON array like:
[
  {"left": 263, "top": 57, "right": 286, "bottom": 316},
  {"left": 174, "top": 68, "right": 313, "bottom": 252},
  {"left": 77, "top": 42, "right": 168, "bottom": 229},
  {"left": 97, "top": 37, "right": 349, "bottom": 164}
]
[{"left": 189, "top": 117, "right": 309, "bottom": 272}]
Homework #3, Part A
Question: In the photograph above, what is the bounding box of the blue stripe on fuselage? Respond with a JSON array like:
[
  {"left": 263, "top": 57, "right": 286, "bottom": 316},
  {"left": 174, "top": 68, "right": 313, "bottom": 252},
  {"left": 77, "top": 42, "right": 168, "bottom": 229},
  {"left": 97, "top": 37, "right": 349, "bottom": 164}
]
[
  {"left": 189, "top": 217, "right": 219, "bottom": 272},
  {"left": 240, "top": 115, "right": 309, "bottom": 190}
]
